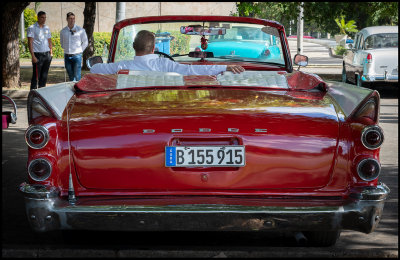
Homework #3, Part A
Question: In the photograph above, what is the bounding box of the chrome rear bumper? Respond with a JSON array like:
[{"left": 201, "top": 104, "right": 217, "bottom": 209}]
[
  {"left": 19, "top": 182, "right": 389, "bottom": 234},
  {"left": 362, "top": 74, "right": 398, "bottom": 83}
]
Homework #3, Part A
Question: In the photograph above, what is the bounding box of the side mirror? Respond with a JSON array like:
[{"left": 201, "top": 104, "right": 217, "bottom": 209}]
[
  {"left": 294, "top": 54, "right": 308, "bottom": 68},
  {"left": 86, "top": 56, "right": 103, "bottom": 69},
  {"left": 348, "top": 43, "right": 353, "bottom": 49}
]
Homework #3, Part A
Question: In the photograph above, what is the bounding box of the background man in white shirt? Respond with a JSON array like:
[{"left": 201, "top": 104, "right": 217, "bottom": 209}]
[
  {"left": 60, "top": 12, "right": 88, "bottom": 81},
  {"left": 90, "top": 30, "right": 244, "bottom": 75},
  {"left": 27, "top": 11, "right": 53, "bottom": 90}
]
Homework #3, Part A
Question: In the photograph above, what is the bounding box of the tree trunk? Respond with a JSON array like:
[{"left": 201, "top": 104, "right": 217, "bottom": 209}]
[
  {"left": 1, "top": 2, "right": 30, "bottom": 89},
  {"left": 82, "top": 2, "right": 96, "bottom": 71}
]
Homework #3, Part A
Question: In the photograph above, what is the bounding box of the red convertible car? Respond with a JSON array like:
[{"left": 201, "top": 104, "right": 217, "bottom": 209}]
[{"left": 20, "top": 16, "right": 389, "bottom": 246}]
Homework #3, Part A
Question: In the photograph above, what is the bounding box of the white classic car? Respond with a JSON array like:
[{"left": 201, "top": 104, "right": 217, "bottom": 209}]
[{"left": 342, "top": 26, "right": 398, "bottom": 87}]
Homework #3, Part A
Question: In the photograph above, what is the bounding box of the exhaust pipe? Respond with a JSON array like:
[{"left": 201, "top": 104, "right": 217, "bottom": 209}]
[{"left": 294, "top": 232, "right": 308, "bottom": 245}]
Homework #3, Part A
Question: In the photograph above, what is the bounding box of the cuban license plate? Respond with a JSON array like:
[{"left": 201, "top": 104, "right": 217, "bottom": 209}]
[{"left": 165, "top": 146, "right": 245, "bottom": 167}]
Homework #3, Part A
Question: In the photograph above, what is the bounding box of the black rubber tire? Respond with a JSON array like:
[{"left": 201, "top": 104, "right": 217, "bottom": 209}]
[{"left": 304, "top": 230, "right": 341, "bottom": 247}]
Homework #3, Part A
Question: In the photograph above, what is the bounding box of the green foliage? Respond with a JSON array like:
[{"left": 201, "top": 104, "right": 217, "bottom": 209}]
[
  {"left": 236, "top": 2, "right": 262, "bottom": 17},
  {"left": 93, "top": 32, "right": 112, "bottom": 56},
  {"left": 19, "top": 32, "right": 112, "bottom": 59},
  {"left": 50, "top": 32, "right": 64, "bottom": 58},
  {"left": 334, "top": 15, "right": 358, "bottom": 35},
  {"left": 169, "top": 31, "right": 190, "bottom": 55},
  {"left": 24, "top": 8, "right": 37, "bottom": 30},
  {"left": 233, "top": 2, "right": 398, "bottom": 36},
  {"left": 334, "top": 45, "right": 347, "bottom": 56}
]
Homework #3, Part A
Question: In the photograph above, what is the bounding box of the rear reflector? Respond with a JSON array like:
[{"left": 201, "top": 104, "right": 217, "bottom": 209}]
[
  {"left": 357, "top": 158, "right": 381, "bottom": 181},
  {"left": 28, "top": 158, "right": 52, "bottom": 181}
]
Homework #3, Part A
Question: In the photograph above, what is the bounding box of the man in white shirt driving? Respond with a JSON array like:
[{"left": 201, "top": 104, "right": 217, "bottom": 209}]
[
  {"left": 90, "top": 30, "right": 245, "bottom": 75},
  {"left": 60, "top": 12, "right": 88, "bottom": 81}
]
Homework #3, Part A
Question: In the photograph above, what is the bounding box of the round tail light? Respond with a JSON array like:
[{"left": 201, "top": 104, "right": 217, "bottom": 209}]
[
  {"left": 28, "top": 158, "right": 52, "bottom": 181},
  {"left": 25, "top": 125, "right": 49, "bottom": 149},
  {"left": 361, "top": 125, "right": 384, "bottom": 149},
  {"left": 357, "top": 158, "right": 381, "bottom": 181}
]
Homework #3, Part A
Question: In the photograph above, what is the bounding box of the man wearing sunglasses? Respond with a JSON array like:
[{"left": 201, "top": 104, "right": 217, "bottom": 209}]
[{"left": 60, "top": 12, "right": 88, "bottom": 81}]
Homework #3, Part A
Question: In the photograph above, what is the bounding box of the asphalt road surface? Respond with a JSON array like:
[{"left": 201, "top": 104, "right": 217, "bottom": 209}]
[{"left": 2, "top": 83, "right": 398, "bottom": 258}]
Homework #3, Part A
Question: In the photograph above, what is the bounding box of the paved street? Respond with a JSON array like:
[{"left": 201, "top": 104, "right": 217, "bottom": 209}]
[{"left": 2, "top": 40, "right": 398, "bottom": 257}]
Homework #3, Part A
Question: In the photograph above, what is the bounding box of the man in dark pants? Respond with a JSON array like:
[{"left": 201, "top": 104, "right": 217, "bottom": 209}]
[{"left": 27, "top": 11, "right": 53, "bottom": 90}]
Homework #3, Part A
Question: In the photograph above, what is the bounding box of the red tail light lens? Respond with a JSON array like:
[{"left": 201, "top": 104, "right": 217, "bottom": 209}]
[
  {"left": 361, "top": 125, "right": 384, "bottom": 149},
  {"left": 357, "top": 158, "right": 381, "bottom": 181},
  {"left": 30, "top": 131, "right": 45, "bottom": 144},
  {"left": 366, "top": 53, "right": 372, "bottom": 63},
  {"left": 25, "top": 125, "right": 49, "bottom": 149},
  {"left": 28, "top": 158, "right": 52, "bottom": 181}
]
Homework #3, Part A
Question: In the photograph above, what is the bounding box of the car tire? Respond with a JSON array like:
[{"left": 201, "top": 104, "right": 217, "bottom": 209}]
[
  {"left": 342, "top": 65, "right": 348, "bottom": 83},
  {"left": 304, "top": 230, "right": 341, "bottom": 247}
]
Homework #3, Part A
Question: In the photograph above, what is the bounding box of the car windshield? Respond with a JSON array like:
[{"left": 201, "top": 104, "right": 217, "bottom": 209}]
[
  {"left": 114, "top": 21, "right": 285, "bottom": 65},
  {"left": 364, "top": 33, "right": 398, "bottom": 49}
]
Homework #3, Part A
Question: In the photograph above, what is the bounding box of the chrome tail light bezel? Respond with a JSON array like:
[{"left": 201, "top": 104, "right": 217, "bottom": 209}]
[
  {"left": 361, "top": 125, "right": 384, "bottom": 150},
  {"left": 357, "top": 158, "right": 381, "bottom": 181},
  {"left": 25, "top": 125, "right": 50, "bottom": 149},
  {"left": 28, "top": 158, "right": 52, "bottom": 182}
]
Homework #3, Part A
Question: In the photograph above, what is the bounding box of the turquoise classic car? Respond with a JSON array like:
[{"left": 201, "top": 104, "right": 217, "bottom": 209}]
[{"left": 200, "top": 26, "right": 282, "bottom": 61}]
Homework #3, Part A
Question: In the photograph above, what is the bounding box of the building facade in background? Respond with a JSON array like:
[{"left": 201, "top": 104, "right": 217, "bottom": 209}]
[{"left": 28, "top": 2, "right": 237, "bottom": 33}]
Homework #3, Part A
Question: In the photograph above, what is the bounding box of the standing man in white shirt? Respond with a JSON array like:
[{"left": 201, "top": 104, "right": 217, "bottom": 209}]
[
  {"left": 90, "top": 30, "right": 244, "bottom": 75},
  {"left": 60, "top": 12, "right": 88, "bottom": 81},
  {"left": 27, "top": 11, "right": 53, "bottom": 90}
]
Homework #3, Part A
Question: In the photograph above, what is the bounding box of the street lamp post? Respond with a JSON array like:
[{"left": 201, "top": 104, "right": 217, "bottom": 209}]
[{"left": 116, "top": 2, "right": 126, "bottom": 23}]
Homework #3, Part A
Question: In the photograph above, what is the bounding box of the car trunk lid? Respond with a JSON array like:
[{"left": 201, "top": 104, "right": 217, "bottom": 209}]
[
  {"left": 70, "top": 88, "right": 338, "bottom": 191},
  {"left": 68, "top": 87, "right": 339, "bottom": 191}
]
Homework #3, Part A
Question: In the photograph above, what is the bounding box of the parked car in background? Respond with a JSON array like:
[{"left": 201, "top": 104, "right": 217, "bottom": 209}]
[
  {"left": 342, "top": 26, "right": 398, "bottom": 87},
  {"left": 20, "top": 15, "right": 389, "bottom": 247},
  {"left": 203, "top": 25, "right": 282, "bottom": 61}
]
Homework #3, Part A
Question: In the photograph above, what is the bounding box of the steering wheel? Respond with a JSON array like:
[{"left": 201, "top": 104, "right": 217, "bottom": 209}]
[{"left": 154, "top": 51, "right": 175, "bottom": 61}]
